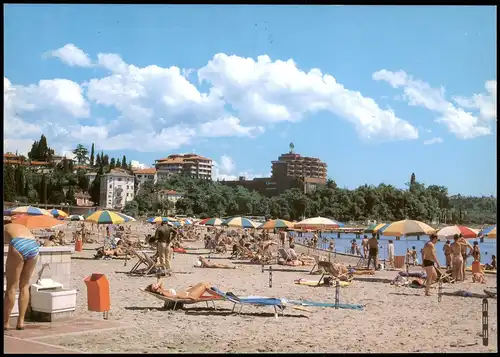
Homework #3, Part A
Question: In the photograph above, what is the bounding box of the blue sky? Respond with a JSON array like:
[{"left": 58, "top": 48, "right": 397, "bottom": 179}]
[{"left": 4, "top": 5, "right": 497, "bottom": 196}]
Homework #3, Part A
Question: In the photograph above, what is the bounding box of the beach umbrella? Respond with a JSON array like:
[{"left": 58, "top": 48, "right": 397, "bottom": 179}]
[
  {"left": 382, "top": 219, "right": 436, "bottom": 237},
  {"left": 259, "top": 219, "right": 295, "bottom": 230},
  {"left": 147, "top": 216, "right": 170, "bottom": 224},
  {"left": 294, "top": 216, "right": 340, "bottom": 230},
  {"left": 480, "top": 225, "right": 496, "bottom": 238},
  {"left": 12, "top": 215, "right": 66, "bottom": 229},
  {"left": 199, "top": 217, "right": 224, "bottom": 226},
  {"left": 485, "top": 226, "right": 496, "bottom": 238},
  {"left": 10, "top": 206, "right": 52, "bottom": 217},
  {"left": 377, "top": 223, "right": 390, "bottom": 234},
  {"left": 364, "top": 223, "right": 386, "bottom": 233},
  {"left": 50, "top": 209, "right": 68, "bottom": 218},
  {"left": 115, "top": 212, "right": 136, "bottom": 222},
  {"left": 4, "top": 209, "right": 13, "bottom": 216},
  {"left": 85, "top": 210, "right": 127, "bottom": 225},
  {"left": 183, "top": 219, "right": 193, "bottom": 225},
  {"left": 223, "top": 216, "right": 259, "bottom": 229},
  {"left": 67, "top": 215, "right": 84, "bottom": 221},
  {"left": 437, "top": 225, "right": 478, "bottom": 240}
]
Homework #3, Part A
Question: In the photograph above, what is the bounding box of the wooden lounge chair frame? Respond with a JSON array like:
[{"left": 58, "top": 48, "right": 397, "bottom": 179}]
[
  {"left": 139, "top": 288, "right": 219, "bottom": 311},
  {"left": 316, "top": 261, "right": 351, "bottom": 286},
  {"left": 128, "top": 249, "right": 150, "bottom": 274}
]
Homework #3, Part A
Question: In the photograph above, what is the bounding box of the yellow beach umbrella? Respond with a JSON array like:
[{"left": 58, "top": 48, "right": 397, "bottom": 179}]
[
  {"left": 10, "top": 206, "right": 52, "bottom": 216},
  {"left": 486, "top": 226, "right": 496, "bottom": 238},
  {"left": 382, "top": 219, "right": 436, "bottom": 237}
]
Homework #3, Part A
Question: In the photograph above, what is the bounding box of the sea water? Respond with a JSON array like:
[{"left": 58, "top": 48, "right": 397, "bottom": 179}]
[{"left": 293, "top": 232, "right": 497, "bottom": 266}]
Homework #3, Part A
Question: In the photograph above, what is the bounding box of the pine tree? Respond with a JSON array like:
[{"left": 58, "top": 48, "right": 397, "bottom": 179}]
[
  {"left": 90, "top": 143, "right": 95, "bottom": 167},
  {"left": 121, "top": 155, "right": 127, "bottom": 169}
]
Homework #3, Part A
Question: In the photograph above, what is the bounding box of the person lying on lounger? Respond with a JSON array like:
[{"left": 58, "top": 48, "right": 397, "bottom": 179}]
[
  {"left": 196, "top": 255, "right": 236, "bottom": 269},
  {"left": 145, "top": 281, "right": 216, "bottom": 300}
]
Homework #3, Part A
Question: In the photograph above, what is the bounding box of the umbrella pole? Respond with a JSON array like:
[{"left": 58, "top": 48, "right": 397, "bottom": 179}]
[{"left": 405, "top": 235, "right": 409, "bottom": 273}]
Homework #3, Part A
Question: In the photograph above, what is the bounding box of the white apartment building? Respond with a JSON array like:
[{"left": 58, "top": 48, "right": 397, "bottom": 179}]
[
  {"left": 133, "top": 168, "right": 157, "bottom": 192},
  {"left": 99, "top": 169, "right": 135, "bottom": 209},
  {"left": 155, "top": 154, "right": 212, "bottom": 181},
  {"left": 156, "top": 189, "right": 184, "bottom": 215}
]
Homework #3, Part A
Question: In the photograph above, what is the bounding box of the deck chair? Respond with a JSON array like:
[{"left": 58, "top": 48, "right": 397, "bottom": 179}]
[
  {"left": 139, "top": 288, "right": 221, "bottom": 310},
  {"left": 141, "top": 252, "right": 161, "bottom": 276},
  {"left": 128, "top": 249, "right": 150, "bottom": 274},
  {"left": 277, "top": 248, "right": 292, "bottom": 262},
  {"left": 309, "top": 254, "right": 326, "bottom": 274},
  {"left": 356, "top": 255, "right": 368, "bottom": 268},
  {"left": 209, "top": 287, "right": 286, "bottom": 319},
  {"left": 316, "top": 261, "right": 351, "bottom": 286}
]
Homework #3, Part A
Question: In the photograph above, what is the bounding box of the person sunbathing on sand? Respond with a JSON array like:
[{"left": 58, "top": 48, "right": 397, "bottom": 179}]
[
  {"left": 145, "top": 281, "right": 216, "bottom": 300},
  {"left": 196, "top": 255, "right": 236, "bottom": 269}
]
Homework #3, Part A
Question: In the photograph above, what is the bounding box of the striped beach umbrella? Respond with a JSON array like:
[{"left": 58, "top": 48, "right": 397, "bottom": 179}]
[
  {"left": 200, "top": 217, "right": 224, "bottom": 226},
  {"left": 294, "top": 216, "right": 340, "bottom": 230},
  {"left": 85, "top": 210, "right": 127, "bottom": 225},
  {"left": 147, "top": 216, "right": 169, "bottom": 224},
  {"left": 259, "top": 219, "right": 294, "bottom": 230},
  {"left": 50, "top": 209, "right": 68, "bottom": 218},
  {"left": 116, "top": 212, "right": 136, "bottom": 222},
  {"left": 377, "top": 223, "right": 390, "bottom": 234},
  {"left": 364, "top": 223, "right": 386, "bottom": 233},
  {"left": 67, "top": 214, "right": 84, "bottom": 221},
  {"left": 11, "top": 206, "right": 52, "bottom": 216},
  {"left": 484, "top": 226, "right": 496, "bottom": 238},
  {"left": 437, "top": 225, "right": 478, "bottom": 240},
  {"left": 183, "top": 219, "right": 193, "bottom": 225},
  {"left": 382, "top": 220, "right": 435, "bottom": 237},
  {"left": 223, "top": 216, "right": 259, "bottom": 229},
  {"left": 480, "top": 225, "right": 496, "bottom": 238}
]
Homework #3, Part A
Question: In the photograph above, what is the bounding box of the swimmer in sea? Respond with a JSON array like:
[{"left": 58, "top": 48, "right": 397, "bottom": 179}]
[{"left": 422, "top": 233, "right": 440, "bottom": 296}]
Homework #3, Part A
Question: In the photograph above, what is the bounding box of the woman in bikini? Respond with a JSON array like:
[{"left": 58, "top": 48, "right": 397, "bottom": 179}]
[
  {"left": 450, "top": 234, "right": 463, "bottom": 281},
  {"left": 4, "top": 223, "right": 40, "bottom": 330},
  {"left": 145, "top": 281, "right": 217, "bottom": 300},
  {"left": 458, "top": 234, "right": 473, "bottom": 279},
  {"left": 422, "top": 233, "right": 440, "bottom": 296},
  {"left": 471, "top": 242, "right": 481, "bottom": 263}
]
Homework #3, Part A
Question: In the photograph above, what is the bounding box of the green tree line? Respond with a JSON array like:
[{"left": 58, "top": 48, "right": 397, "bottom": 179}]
[{"left": 124, "top": 174, "right": 496, "bottom": 225}]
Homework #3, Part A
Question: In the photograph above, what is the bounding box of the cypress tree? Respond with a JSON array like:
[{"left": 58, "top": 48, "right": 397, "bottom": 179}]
[
  {"left": 90, "top": 143, "right": 95, "bottom": 167},
  {"left": 121, "top": 155, "right": 127, "bottom": 169}
]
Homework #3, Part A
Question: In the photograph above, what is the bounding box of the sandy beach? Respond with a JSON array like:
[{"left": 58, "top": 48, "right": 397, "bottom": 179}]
[{"left": 27, "top": 224, "right": 498, "bottom": 353}]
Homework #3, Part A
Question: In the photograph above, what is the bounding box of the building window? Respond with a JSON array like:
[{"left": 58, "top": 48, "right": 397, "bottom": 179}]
[
  {"left": 118, "top": 178, "right": 122, "bottom": 181},
  {"left": 109, "top": 185, "right": 112, "bottom": 188}
]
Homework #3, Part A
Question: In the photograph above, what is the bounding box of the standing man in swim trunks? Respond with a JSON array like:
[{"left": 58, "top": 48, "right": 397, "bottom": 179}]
[
  {"left": 367, "top": 234, "right": 379, "bottom": 270},
  {"left": 422, "top": 233, "right": 441, "bottom": 296},
  {"left": 458, "top": 234, "right": 473, "bottom": 280},
  {"left": 4, "top": 224, "right": 40, "bottom": 330},
  {"left": 155, "top": 221, "right": 177, "bottom": 273}
]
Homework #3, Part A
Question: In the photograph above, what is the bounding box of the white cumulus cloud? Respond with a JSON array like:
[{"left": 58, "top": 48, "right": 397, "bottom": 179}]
[
  {"left": 47, "top": 44, "right": 92, "bottom": 67},
  {"left": 373, "top": 70, "right": 496, "bottom": 139},
  {"left": 131, "top": 160, "right": 150, "bottom": 170}
]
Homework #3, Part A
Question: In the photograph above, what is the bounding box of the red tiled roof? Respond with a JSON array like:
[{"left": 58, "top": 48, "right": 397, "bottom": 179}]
[
  {"left": 156, "top": 153, "right": 212, "bottom": 163},
  {"left": 133, "top": 168, "right": 156, "bottom": 174},
  {"left": 30, "top": 161, "right": 50, "bottom": 166},
  {"left": 3, "top": 153, "right": 19, "bottom": 158}
]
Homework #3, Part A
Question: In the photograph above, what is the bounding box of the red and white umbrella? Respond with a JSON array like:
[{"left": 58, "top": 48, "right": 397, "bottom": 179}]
[{"left": 437, "top": 225, "right": 478, "bottom": 240}]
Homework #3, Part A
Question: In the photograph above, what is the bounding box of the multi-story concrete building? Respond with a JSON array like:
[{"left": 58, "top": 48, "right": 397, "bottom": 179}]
[
  {"left": 220, "top": 144, "right": 327, "bottom": 197},
  {"left": 99, "top": 169, "right": 135, "bottom": 209},
  {"left": 133, "top": 168, "right": 157, "bottom": 191},
  {"left": 155, "top": 154, "right": 212, "bottom": 181}
]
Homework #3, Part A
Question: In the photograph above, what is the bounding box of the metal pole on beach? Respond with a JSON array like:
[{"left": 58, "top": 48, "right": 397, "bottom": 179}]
[{"left": 482, "top": 298, "right": 489, "bottom": 346}]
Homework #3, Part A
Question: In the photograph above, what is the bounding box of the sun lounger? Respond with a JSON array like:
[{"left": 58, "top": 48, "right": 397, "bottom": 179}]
[
  {"left": 139, "top": 288, "right": 222, "bottom": 310},
  {"left": 128, "top": 249, "right": 150, "bottom": 274},
  {"left": 209, "top": 287, "right": 286, "bottom": 319},
  {"left": 288, "top": 299, "right": 364, "bottom": 311}
]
